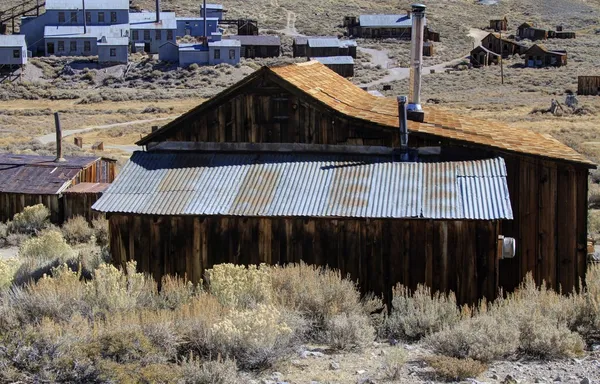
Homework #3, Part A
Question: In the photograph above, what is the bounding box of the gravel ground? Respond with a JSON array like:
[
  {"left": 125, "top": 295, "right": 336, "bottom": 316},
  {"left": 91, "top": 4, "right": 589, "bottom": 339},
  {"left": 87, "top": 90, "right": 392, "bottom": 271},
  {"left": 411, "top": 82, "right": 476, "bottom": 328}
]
[{"left": 251, "top": 343, "right": 600, "bottom": 384}]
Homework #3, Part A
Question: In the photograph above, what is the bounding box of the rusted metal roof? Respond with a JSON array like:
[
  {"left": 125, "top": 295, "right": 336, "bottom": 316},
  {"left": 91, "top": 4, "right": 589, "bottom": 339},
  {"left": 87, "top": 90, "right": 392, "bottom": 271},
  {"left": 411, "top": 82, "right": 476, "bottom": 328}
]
[
  {"left": 0, "top": 154, "right": 102, "bottom": 195},
  {"left": 137, "top": 61, "right": 593, "bottom": 167},
  {"left": 64, "top": 183, "right": 111, "bottom": 194},
  {"left": 93, "top": 151, "right": 512, "bottom": 220}
]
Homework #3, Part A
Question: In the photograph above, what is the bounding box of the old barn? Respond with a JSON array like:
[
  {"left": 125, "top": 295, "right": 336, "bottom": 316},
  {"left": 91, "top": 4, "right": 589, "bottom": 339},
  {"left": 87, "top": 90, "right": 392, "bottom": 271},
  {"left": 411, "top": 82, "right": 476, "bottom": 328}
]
[
  {"left": 226, "top": 35, "right": 281, "bottom": 58},
  {"left": 292, "top": 36, "right": 337, "bottom": 58},
  {"left": 0, "top": 154, "right": 116, "bottom": 222},
  {"left": 481, "top": 33, "right": 526, "bottom": 57},
  {"left": 524, "top": 44, "right": 567, "bottom": 67},
  {"left": 490, "top": 16, "right": 508, "bottom": 31},
  {"left": 95, "top": 59, "right": 594, "bottom": 303}
]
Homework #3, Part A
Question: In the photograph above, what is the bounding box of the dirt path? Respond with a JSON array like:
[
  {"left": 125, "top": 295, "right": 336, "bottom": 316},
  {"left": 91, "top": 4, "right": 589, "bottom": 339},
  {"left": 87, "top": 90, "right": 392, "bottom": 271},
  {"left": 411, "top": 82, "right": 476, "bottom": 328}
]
[
  {"left": 469, "top": 27, "right": 490, "bottom": 47},
  {"left": 35, "top": 116, "right": 176, "bottom": 146}
]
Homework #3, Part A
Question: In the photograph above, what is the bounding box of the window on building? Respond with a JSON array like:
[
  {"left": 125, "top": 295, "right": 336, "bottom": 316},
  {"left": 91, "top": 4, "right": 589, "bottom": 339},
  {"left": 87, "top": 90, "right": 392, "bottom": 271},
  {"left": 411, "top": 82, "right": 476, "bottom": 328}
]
[
  {"left": 58, "top": 41, "right": 65, "bottom": 52},
  {"left": 229, "top": 49, "right": 235, "bottom": 59},
  {"left": 70, "top": 41, "right": 77, "bottom": 51},
  {"left": 214, "top": 49, "right": 220, "bottom": 59},
  {"left": 110, "top": 48, "right": 116, "bottom": 57},
  {"left": 167, "top": 30, "right": 173, "bottom": 40},
  {"left": 86, "top": 12, "right": 91, "bottom": 23},
  {"left": 155, "top": 30, "right": 161, "bottom": 40},
  {"left": 70, "top": 12, "right": 77, "bottom": 23},
  {"left": 132, "top": 30, "right": 139, "bottom": 40},
  {"left": 144, "top": 30, "right": 150, "bottom": 40},
  {"left": 111, "top": 12, "right": 117, "bottom": 23},
  {"left": 13, "top": 49, "right": 20, "bottom": 58},
  {"left": 98, "top": 12, "right": 105, "bottom": 23},
  {"left": 84, "top": 41, "right": 91, "bottom": 52},
  {"left": 58, "top": 12, "right": 65, "bottom": 23}
]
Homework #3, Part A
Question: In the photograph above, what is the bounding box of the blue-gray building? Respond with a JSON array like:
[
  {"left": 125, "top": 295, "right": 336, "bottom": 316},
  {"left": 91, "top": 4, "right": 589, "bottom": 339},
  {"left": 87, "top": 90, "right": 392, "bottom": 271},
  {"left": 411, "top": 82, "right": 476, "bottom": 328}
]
[
  {"left": 0, "top": 35, "right": 28, "bottom": 66},
  {"left": 98, "top": 36, "right": 129, "bottom": 64},
  {"left": 43, "top": 24, "right": 129, "bottom": 57},
  {"left": 175, "top": 17, "right": 219, "bottom": 38},
  {"left": 129, "top": 12, "right": 177, "bottom": 53},
  {"left": 348, "top": 14, "right": 425, "bottom": 39},
  {"left": 177, "top": 39, "right": 241, "bottom": 67},
  {"left": 21, "top": 0, "right": 130, "bottom": 55},
  {"left": 158, "top": 41, "right": 178, "bottom": 62},
  {"left": 200, "top": 4, "right": 225, "bottom": 20}
]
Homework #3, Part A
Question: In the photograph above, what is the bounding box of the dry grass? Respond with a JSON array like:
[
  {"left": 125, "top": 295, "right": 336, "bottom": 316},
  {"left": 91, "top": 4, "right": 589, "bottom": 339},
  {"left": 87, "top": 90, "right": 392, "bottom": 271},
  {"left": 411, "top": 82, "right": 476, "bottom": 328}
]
[{"left": 425, "top": 355, "right": 488, "bottom": 382}]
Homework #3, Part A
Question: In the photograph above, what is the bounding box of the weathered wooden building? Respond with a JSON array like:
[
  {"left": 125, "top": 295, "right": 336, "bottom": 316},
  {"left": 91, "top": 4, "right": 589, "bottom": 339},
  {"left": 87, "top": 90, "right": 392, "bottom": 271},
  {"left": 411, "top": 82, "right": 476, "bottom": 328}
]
[
  {"left": 226, "top": 35, "right": 281, "bottom": 58},
  {"left": 313, "top": 56, "right": 354, "bottom": 77},
  {"left": 482, "top": 33, "right": 526, "bottom": 57},
  {"left": 95, "top": 61, "right": 594, "bottom": 302},
  {"left": 292, "top": 36, "right": 338, "bottom": 58},
  {"left": 524, "top": 44, "right": 567, "bottom": 67},
  {"left": 306, "top": 38, "right": 357, "bottom": 59},
  {"left": 470, "top": 45, "right": 500, "bottom": 67},
  {"left": 350, "top": 14, "right": 415, "bottom": 38},
  {"left": 577, "top": 76, "right": 600, "bottom": 96},
  {"left": 0, "top": 154, "right": 116, "bottom": 222},
  {"left": 63, "top": 182, "right": 110, "bottom": 221},
  {"left": 518, "top": 24, "right": 548, "bottom": 41},
  {"left": 490, "top": 16, "right": 508, "bottom": 31},
  {"left": 555, "top": 31, "right": 576, "bottom": 39}
]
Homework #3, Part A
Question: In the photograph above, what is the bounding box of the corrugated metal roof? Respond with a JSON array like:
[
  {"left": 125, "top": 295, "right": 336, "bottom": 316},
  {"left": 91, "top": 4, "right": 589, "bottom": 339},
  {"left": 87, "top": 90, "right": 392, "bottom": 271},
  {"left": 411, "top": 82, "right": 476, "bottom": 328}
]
[
  {"left": 129, "top": 12, "right": 177, "bottom": 30},
  {"left": 294, "top": 36, "right": 338, "bottom": 46},
  {"left": 308, "top": 38, "right": 342, "bottom": 48},
  {"left": 45, "top": 0, "right": 129, "bottom": 10},
  {"left": 359, "top": 14, "right": 415, "bottom": 28},
  {"left": 98, "top": 37, "right": 129, "bottom": 45},
  {"left": 94, "top": 152, "right": 512, "bottom": 220},
  {"left": 0, "top": 35, "right": 26, "bottom": 48},
  {"left": 44, "top": 24, "right": 130, "bottom": 38},
  {"left": 226, "top": 35, "right": 281, "bottom": 46},
  {"left": 210, "top": 39, "right": 241, "bottom": 47},
  {"left": 0, "top": 154, "right": 102, "bottom": 195},
  {"left": 64, "top": 182, "right": 110, "bottom": 194},
  {"left": 314, "top": 56, "right": 354, "bottom": 65}
]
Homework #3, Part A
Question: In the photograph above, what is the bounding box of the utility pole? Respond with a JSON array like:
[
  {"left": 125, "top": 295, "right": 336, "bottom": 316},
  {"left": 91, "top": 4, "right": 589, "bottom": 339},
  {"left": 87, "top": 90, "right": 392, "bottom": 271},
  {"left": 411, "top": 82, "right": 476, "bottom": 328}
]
[{"left": 499, "top": 30, "right": 504, "bottom": 84}]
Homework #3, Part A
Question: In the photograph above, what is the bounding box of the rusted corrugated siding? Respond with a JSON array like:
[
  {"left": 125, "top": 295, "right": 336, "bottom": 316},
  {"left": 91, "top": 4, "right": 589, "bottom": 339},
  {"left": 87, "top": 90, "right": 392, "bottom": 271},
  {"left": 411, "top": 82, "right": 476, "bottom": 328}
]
[{"left": 94, "top": 152, "right": 512, "bottom": 220}]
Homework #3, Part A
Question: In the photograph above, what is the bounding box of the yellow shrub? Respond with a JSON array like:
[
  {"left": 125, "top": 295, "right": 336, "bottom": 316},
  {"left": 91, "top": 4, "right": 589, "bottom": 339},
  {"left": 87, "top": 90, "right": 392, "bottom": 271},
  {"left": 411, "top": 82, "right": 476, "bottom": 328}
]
[
  {"left": 206, "top": 263, "right": 271, "bottom": 308},
  {"left": 0, "top": 258, "right": 20, "bottom": 289}
]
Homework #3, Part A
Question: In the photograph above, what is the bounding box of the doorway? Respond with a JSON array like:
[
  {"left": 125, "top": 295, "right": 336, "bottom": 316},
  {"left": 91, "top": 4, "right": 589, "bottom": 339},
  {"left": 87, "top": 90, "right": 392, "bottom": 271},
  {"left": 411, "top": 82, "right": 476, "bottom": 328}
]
[{"left": 47, "top": 42, "right": 55, "bottom": 55}]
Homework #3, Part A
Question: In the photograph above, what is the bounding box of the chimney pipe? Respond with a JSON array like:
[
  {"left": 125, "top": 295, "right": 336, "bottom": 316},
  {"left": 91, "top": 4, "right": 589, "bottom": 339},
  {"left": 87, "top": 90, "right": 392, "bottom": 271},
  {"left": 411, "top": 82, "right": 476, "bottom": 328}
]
[
  {"left": 398, "top": 96, "right": 409, "bottom": 149},
  {"left": 156, "top": 0, "right": 160, "bottom": 23},
  {"left": 54, "top": 112, "right": 66, "bottom": 162},
  {"left": 203, "top": 0, "right": 208, "bottom": 45},
  {"left": 82, "top": 0, "right": 86, "bottom": 34},
  {"left": 408, "top": 3, "right": 426, "bottom": 122}
]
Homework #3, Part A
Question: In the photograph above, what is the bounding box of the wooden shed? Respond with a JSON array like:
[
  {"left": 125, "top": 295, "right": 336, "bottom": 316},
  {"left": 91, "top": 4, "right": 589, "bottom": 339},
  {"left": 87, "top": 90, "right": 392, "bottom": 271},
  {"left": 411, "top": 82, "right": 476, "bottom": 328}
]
[
  {"left": 100, "top": 61, "right": 594, "bottom": 302},
  {"left": 470, "top": 45, "right": 500, "bottom": 67},
  {"left": 226, "top": 35, "right": 281, "bottom": 58},
  {"left": 306, "top": 38, "right": 357, "bottom": 59},
  {"left": 63, "top": 182, "right": 110, "bottom": 221},
  {"left": 577, "top": 76, "right": 600, "bottom": 96},
  {"left": 293, "top": 36, "right": 338, "bottom": 58},
  {"left": 524, "top": 44, "right": 567, "bottom": 67},
  {"left": 490, "top": 16, "right": 508, "bottom": 31},
  {"left": 519, "top": 26, "right": 548, "bottom": 41},
  {"left": 423, "top": 42, "right": 434, "bottom": 57},
  {"left": 481, "top": 33, "right": 526, "bottom": 57},
  {"left": 0, "top": 154, "right": 116, "bottom": 222},
  {"left": 555, "top": 31, "right": 576, "bottom": 39}
]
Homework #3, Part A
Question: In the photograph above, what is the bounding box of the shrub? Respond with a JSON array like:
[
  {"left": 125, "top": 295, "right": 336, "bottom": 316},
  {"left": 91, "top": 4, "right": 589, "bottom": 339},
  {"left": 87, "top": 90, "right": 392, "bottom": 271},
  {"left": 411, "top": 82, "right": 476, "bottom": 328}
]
[
  {"left": 570, "top": 263, "right": 600, "bottom": 341},
  {"left": 18, "top": 229, "right": 75, "bottom": 262},
  {"left": 518, "top": 315, "right": 585, "bottom": 358},
  {"left": 92, "top": 217, "right": 109, "bottom": 247},
  {"left": 210, "top": 304, "right": 296, "bottom": 369},
  {"left": 0, "top": 258, "right": 20, "bottom": 289},
  {"left": 62, "top": 216, "right": 94, "bottom": 245},
  {"left": 382, "top": 348, "right": 407, "bottom": 380},
  {"left": 385, "top": 284, "right": 461, "bottom": 341},
  {"left": 160, "top": 274, "right": 198, "bottom": 309},
  {"left": 206, "top": 263, "right": 271, "bottom": 309},
  {"left": 325, "top": 313, "right": 374, "bottom": 350},
  {"left": 179, "top": 357, "right": 242, "bottom": 384},
  {"left": 425, "top": 356, "right": 488, "bottom": 382},
  {"left": 9, "top": 204, "right": 50, "bottom": 234}
]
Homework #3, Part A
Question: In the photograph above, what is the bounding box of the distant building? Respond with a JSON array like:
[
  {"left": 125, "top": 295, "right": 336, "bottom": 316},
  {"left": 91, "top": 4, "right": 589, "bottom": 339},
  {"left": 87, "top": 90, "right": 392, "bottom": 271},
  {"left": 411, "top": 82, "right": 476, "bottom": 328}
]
[
  {"left": 313, "top": 56, "right": 354, "bottom": 77},
  {"left": 348, "top": 14, "right": 420, "bottom": 39},
  {"left": 490, "top": 16, "right": 508, "bottom": 31},
  {"left": 98, "top": 36, "right": 129, "bottom": 64},
  {"left": 470, "top": 45, "right": 500, "bottom": 67},
  {"left": 577, "top": 76, "right": 600, "bottom": 96},
  {"left": 43, "top": 24, "right": 130, "bottom": 58},
  {"left": 226, "top": 35, "right": 281, "bottom": 58},
  {"left": 175, "top": 17, "right": 220, "bottom": 38},
  {"left": 516, "top": 22, "right": 534, "bottom": 38},
  {"left": 200, "top": 3, "right": 225, "bottom": 21},
  {"left": 293, "top": 36, "right": 337, "bottom": 58},
  {"left": 129, "top": 12, "right": 177, "bottom": 53},
  {"left": 481, "top": 32, "right": 526, "bottom": 57},
  {"left": 307, "top": 38, "right": 357, "bottom": 59},
  {"left": 178, "top": 40, "right": 241, "bottom": 67},
  {"left": 158, "top": 41, "right": 179, "bottom": 62},
  {"left": 0, "top": 35, "right": 28, "bottom": 67},
  {"left": 423, "top": 41, "right": 434, "bottom": 57},
  {"left": 517, "top": 23, "right": 548, "bottom": 41},
  {"left": 523, "top": 44, "right": 567, "bottom": 67}
]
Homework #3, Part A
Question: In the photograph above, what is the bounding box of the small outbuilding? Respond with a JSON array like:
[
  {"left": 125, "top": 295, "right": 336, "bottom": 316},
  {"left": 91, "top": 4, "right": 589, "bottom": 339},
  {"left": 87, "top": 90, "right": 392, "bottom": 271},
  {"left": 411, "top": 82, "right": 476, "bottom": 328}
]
[
  {"left": 158, "top": 41, "right": 179, "bottom": 62},
  {"left": 523, "top": 44, "right": 567, "bottom": 67},
  {"left": 518, "top": 25, "right": 548, "bottom": 41},
  {"left": 313, "top": 56, "right": 354, "bottom": 77},
  {"left": 200, "top": 3, "right": 225, "bottom": 21},
  {"left": 577, "top": 76, "right": 600, "bottom": 96},
  {"left": 293, "top": 36, "right": 338, "bottom": 58},
  {"left": 490, "top": 16, "right": 508, "bottom": 31},
  {"left": 423, "top": 41, "right": 434, "bottom": 57},
  {"left": 0, "top": 35, "right": 27, "bottom": 68},
  {"left": 97, "top": 36, "right": 129, "bottom": 64},
  {"left": 0, "top": 153, "right": 116, "bottom": 222},
  {"left": 555, "top": 31, "right": 576, "bottom": 39},
  {"left": 226, "top": 35, "right": 281, "bottom": 58},
  {"left": 63, "top": 182, "right": 110, "bottom": 221},
  {"left": 470, "top": 45, "right": 500, "bottom": 67},
  {"left": 307, "top": 38, "right": 356, "bottom": 58}
]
